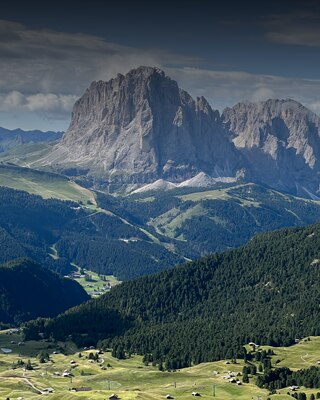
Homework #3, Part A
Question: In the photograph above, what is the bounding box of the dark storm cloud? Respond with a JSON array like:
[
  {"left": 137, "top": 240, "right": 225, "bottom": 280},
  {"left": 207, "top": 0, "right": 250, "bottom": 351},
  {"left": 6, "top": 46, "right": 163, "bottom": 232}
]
[
  {"left": 266, "top": 11, "right": 320, "bottom": 47},
  {"left": 255, "top": 0, "right": 320, "bottom": 47}
]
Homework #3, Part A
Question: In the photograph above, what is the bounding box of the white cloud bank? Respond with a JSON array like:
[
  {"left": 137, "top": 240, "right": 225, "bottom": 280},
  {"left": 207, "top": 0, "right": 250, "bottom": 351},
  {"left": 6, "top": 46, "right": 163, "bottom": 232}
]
[{"left": 0, "top": 91, "right": 78, "bottom": 115}]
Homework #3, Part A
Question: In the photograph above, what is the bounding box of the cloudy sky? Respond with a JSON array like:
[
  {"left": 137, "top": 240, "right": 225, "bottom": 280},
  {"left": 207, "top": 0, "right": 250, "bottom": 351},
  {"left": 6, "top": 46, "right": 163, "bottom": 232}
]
[{"left": 1, "top": 0, "right": 320, "bottom": 131}]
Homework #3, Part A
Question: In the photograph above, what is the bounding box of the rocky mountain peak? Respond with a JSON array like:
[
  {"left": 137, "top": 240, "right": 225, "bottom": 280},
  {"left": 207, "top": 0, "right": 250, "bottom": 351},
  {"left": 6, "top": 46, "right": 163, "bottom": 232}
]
[
  {"left": 38, "top": 67, "right": 320, "bottom": 198},
  {"left": 43, "top": 66, "right": 241, "bottom": 184},
  {"left": 223, "top": 98, "right": 320, "bottom": 197}
]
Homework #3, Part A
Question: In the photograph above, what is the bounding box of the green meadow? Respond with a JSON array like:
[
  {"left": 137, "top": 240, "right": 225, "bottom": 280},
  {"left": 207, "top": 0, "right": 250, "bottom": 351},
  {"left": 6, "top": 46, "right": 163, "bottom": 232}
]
[
  {"left": 0, "top": 164, "right": 96, "bottom": 205},
  {"left": 69, "top": 266, "right": 121, "bottom": 297},
  {"left": 1, "top": 330, "right": 320, "bottom": 400}
]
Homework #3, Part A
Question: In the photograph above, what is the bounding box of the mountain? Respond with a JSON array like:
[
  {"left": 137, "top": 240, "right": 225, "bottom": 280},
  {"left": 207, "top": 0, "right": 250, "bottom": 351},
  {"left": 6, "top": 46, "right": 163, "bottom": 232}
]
[
  {"left": 0, "top": 127, "right": 62, "bottom": 153},
  {"left": 36, "top": 67, "right": 320, "bottom": 199},
  {"left": 223, "top": 99, "right": 320, "bottom": 198},
  {"left": 0, "top": 258, "right": 88, "bottom": 325},
  {"left": 41, "top": 66, "right": 243, "bottom": 183},
  {"left": 27, "top": 222, "right": 320, "bottom": 367}
]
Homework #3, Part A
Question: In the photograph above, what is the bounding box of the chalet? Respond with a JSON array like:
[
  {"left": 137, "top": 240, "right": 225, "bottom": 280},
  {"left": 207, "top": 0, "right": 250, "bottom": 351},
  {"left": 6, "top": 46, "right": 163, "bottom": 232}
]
[
  {"left": 192, "top": 392, "right": 201, "bottom": 397},
  {"left": 166, "top": 395, "right": 174, "bottom": 399},
  {"left": 42, "top": 388, "right": 54, "bottom": 394},
  {"left": 289, "top": 385, "right": 300, "bottom": 391},
  {"left": 109, "top": 394, "right": 119, "bottom": 400},
  {"left": 223, "top": 372, "right": 236, "bottom": 380}
]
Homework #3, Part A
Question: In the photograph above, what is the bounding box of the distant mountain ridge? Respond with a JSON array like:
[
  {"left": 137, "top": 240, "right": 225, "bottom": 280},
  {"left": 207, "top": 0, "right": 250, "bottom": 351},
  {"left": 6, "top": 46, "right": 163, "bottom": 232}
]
[
  {"left": 0, "top": 127, "right": 63, "bottom": 153},
  {"left": 223, "top": 99, "right": 320, "bottom": 198}
]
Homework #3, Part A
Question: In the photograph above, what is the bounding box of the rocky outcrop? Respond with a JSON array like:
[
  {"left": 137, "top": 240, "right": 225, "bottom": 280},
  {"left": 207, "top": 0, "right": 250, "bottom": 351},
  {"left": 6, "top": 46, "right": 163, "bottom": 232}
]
[
  {"left": 40, "top": 67, "right": 320, "bottom": 198},
  {"left": 223, "top": 99, "right": 320, "bottom": 198},
  {"left": 43, "top": 67, "right": 242, "bottom": 183}
]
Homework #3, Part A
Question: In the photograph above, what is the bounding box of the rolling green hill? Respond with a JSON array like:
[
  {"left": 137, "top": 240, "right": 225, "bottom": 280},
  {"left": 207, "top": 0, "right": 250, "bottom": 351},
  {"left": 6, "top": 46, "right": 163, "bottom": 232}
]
[
  {"left": 27, "top": 222, "right": 320, "bottom": 369},
  {"left": 97, "top": 183, "right": 320, "bottom": 258},
  {"left": 2, "top": 165, "right": 320, "bottom": 280},
  {"left": 0, "top": 258, "right": 89, "bottom": 325},
  {"left": 0, "top": 186, "right": 184, "bottom": 279},
  {"left": 0, "top": 164, "right": 95, "bottom": 204}
]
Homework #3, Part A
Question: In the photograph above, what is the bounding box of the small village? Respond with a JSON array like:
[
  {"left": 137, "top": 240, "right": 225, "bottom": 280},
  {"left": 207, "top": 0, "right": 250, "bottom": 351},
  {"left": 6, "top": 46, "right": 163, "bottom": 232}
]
[{"left": 65, "top": 269, "right": 120, "bottom": 297}]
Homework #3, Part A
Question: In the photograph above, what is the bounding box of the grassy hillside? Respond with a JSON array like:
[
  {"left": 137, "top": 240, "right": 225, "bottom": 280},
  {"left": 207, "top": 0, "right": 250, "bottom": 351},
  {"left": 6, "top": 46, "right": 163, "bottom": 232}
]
[
  {"left": 66, "top": 266, "right": 121, "bottom": 297},
  {"left": 28, "top": 221, "right": 320, "bottom": 367},
  {"left": 1, "top": 167, "right": 320, "bottom": 280},
  {"left": 0, "top": 164, "right": 95, "bottom": 204},
  {"left": 1, "top": 330, "right": 320, "bottom": 399},
  {"left": 0, "top": 186, "right": 184, "bottom": 279},
  {"left": 98, "top": 183, "right": 320, "bottom": 258},
  {"left": 0, "top": 259, "right": 89, "bottom": 325}
]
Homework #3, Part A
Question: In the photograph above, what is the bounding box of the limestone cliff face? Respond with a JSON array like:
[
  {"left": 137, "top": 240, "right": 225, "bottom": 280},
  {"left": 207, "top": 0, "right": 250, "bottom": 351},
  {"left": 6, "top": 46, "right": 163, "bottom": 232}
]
[
  {"left": 223, "top": 99, "right": 320, "bottom": 197},
  {"left": 44, "top": 67, "right": 241, "bottom": 183},
  {"left": 41, "top": 67, "right": 320, "bottom": 197}
]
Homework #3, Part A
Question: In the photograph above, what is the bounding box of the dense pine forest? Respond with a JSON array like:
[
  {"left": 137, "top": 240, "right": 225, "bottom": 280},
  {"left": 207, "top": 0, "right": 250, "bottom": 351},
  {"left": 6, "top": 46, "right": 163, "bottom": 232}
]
[
  {"left": 97, "top": 184, "right": 320, "bottom": 258},
  {"left": 0, "top": 258, "right": 88, "bottom": 325},
  {"left": 25, "top": 222, "right": 320, "bottom": 369},
  {"left": 2, "top": 183, "right": 320, "bottom": 280},
  {"left": 0, "top": 186, "right": 183, "bottom": 279}
]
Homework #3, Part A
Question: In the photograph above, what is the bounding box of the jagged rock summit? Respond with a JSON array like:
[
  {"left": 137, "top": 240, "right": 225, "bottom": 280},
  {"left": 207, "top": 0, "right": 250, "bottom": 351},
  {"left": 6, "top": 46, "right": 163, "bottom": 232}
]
[
  {"left": 42, "top": 66, "right": 242, "bottom": 184},
  {"left": 223, "top": 99, "right": 320, "bottom": 198},
  {"left": 40, "top": 67, "right": 320, "bottom": 198}
]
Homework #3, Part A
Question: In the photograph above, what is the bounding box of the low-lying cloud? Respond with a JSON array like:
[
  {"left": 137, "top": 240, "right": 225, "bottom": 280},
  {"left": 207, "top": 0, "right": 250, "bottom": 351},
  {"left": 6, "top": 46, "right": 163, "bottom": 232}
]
[
  {"left": 168, "top": 67, "right": 320, "bottom": 115},
  {"left": 0, "top": 91, "right": 79, "bottom": 116}
]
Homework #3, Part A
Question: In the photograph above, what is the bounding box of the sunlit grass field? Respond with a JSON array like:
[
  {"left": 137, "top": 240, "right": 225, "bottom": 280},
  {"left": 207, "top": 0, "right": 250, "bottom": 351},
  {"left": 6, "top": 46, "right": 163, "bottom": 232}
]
[{"left": 1, "top": 330, "right": 320, "bottom": 399}]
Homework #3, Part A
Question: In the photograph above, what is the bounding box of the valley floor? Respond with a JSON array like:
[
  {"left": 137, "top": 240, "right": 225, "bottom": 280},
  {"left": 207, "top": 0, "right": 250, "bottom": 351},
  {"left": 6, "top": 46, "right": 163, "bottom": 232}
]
[{"left": 1, "top": 331, "right": 320, "bottom": 399}]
